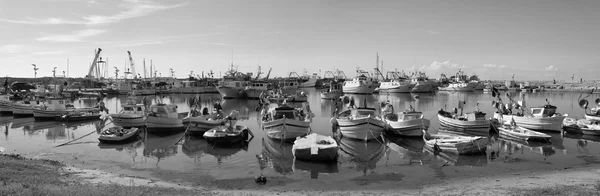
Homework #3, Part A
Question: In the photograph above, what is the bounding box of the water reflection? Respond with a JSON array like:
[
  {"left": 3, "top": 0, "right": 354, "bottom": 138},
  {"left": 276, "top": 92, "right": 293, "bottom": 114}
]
[
  {"left": 181, "top": 136, "right": 210, "bottom": 164},
  {"left": 339, "top": 138, "right": 385, "bottom": 175},
  {"left": 261, "top": 138, "right": 294, "bottom": 175},
  {"left": 204, "top": 141, "right": 248, "bottom": 167},
  {"left": 11, "top": 117, "right": 34, "bottom": 129},
  {"left": 385, "top": 136, "right": 425, "bottom": 165},
  {"left": 292, "top": 159, "right": 339, "bottom": 179},
  {"left": 143, "top": 132, "right": 183, "bottom": 167}
]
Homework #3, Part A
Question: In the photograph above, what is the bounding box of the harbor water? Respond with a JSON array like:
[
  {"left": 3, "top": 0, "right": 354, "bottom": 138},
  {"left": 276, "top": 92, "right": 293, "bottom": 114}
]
[{"left": 1, "top": 89, "right": 599, "bottom": 190}]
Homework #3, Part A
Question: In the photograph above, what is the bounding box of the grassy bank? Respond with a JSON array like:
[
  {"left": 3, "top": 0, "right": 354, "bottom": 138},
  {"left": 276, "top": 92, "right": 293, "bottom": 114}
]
[{"left": 0, "top": 154, "right": 209, "bottom": 196}]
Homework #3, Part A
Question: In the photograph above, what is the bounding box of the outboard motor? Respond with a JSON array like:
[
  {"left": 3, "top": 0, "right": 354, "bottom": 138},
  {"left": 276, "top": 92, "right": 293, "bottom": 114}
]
[{"left": 202, "top": 107, "right": 209, "bottom": 115}]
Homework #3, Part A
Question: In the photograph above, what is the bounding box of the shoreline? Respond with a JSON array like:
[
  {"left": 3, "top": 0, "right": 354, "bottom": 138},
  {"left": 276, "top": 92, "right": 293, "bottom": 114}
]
[{"left": 3, "top": 153, "right": 600, "bottom": 195}]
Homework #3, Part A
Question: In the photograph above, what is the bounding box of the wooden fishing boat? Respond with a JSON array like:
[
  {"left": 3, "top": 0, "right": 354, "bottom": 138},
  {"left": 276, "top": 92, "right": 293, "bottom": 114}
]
[
  {"left": 494, "top": 104, "right": 565, "bottom": 132},
  {"left": 333, "top": 101, "right": 385, "bottom": 141},
  {"left": 563, "top": 117, "right": 600, "bottom": 136},
  {"left": 183, "top": 105, "right": 238, "bottom": 134},
  {"left": 262, "top": 103, "right": 311, "bottom": 142},
  {"left": 33, "top": 98, "right": 100, "bottom": 120},
  {"left": 56, "top": 110, "right": 101, "bottom": 122},
  {"left": 496, "top": 121, "right": 552, "bottom": 141},
  {"left": 145, "top": 103, "right": 184, "bottom": 134},
  {"left": 437, "top": 109, "right": 490, "bottom": 130},
  {"left": 98, "top": 126, "right": 141, "bottom": 143},
  {"left": 110, "top": 96, "right": 146, "bottom": 128},
  {"left": 292, "top": 133, "right": 339, "bottom": 162},
  {"left": 320, "top": 81, "right": 343, "bottom": 100},
  {"left": 422, "top": 130, "right": 488, "bottom": 155},
  {"left": 203, "top": 124, "right": 250, "bottom": 145},
  {"left": 0, "top": 94, "right": 13, "bottom": 114},
  {"left": 267, "top": 90, "right": 308, "bottom": 103},
  {"left": 383, "top": 107, "right": 430, "bottom": 136},
  {"left": 11, "top": 99, "right": 43, "bottom": 117}
]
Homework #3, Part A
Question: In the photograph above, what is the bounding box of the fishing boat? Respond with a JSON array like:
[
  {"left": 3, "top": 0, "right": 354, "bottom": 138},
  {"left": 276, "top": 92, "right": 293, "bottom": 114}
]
[
  {"left": 292, "top": 133, "right": 339, "bottom": 162},
  {"left": 98, "top": 126, "right": 141, "bottom": 143},
  {"left": 583, "top": 98, "right": 600, "bottom": 122},
  {"left": 110, "top": 102, "right": 146, "bottom": 128},
  {"left": 261, "top": 102, "right": 312, "bottom": 142},
  {"left": 438, "top": 70, "right": 476, "bottom": 92},
  {"left": 55, "top": 110, "right": 101, "bottom": 122},
  {"left": 0, "top": 94, "right": 13, "bottom": 114},
  {"left": 145, "top": 103, "right": 184, "bottom": 134},
  {"left": 267, "top": 90, "right": 308, "bottom": 103},
  {"left": 320, "top": 81, "right": 343, "bottom": 100},
  {"left": 203, "top": 124, "right": 250, "bottom": 145},
  {"left": 493, "top": 102, "right": 565, "bottom": 132},
  {"left": 437, "top": 107, "right": 490, "bottom": 131},
  {"left": 333, "top": 100, "right": 385, "bottom": 141},
  {"left": 422, "top": 130, "right": 488, "bottom": 155},
  {"left": 381, "top": 104, "right": 430, "bottom": 136},
  {"left": 342, "top": 70, "right": 378, "bottom": 94},
  {"left": 170, "top": 77, "right": 218, "bottom": 94},
  {"left": 298, "top": 72, "right": 320, "bottom": 88},
  {"left": 495, "top": 118, "right": 552, "bottom": 141},
  {"left": 245, "top": 82, "right": 272, "bottom": 99},
  {"left": 11, "top": 99, "right": 43, "bottom": 117},
  {"left": 378, "top": 78, "right": 415, "bottom": 93},
  {"left": 563, "top": 117, "right": 600, "bottom": 136},
  {"left": 216, "top": 65, "right": 252, "bottom": 99},
  {"left": 33, "top": 98, "right": 100, "bottom": 120},
  {"left": 410, "top": 72, "right": 436, "bottom": 93},
  {"left": 183, "top": 105, "right": 239, "bottom": 134}
]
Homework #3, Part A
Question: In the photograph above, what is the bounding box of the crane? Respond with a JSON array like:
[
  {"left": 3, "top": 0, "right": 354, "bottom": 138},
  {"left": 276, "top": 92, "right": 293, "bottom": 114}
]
[
  {"left": 127, "top": 51, "right": 137, "bottom": 78},
  {"left": 264, "top": 67, "right": 272, "bottom": 80},
  {"left": 254, "top": 66, "right": 262, "bottom": 80},
  {"left": 86, "top": 48, "right": 102, "bottom": 79}
]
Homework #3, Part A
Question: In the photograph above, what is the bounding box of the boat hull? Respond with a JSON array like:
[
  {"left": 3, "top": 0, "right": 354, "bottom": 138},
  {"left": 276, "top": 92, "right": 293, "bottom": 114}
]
[
  {"left": 110, "top": 114, "right": 146, "bottom": 128},
  {"left": 170, "top": 86, "right": 218, "bottom": 94},
  {"left": 145, "top": 116, "right": 184, "bottom": 134},
  {"left": 494, "top": 113, "right": 564, "bottom": 132},
  {"left": 182, "top": 116, "right": 233, "bottom": 134},
  {"left": 33, "top": 109, "right": 69, "bottom": 120},
  {"left": 292, "top": 133, "right": 339, "bottom": 162},
  {"left": 379, "top": 84, "right": 416, "bottom": 93},
  {"left": 438, "top": 86, "right": 474, "bottom": 92},
  {"left": 98, "top": 128, "right": 141, "bottom": 143},
  {"left": 11, "top": 105, "right": 35, "bottom": 117},
  {"left": 342, "top": 85, "right": 376, "bottom": 94},
  {"left": 217, "top": 87, "right": 246, "bottom": 99},
  {"left": 385, "top": 119, "right": 430, "bottom": 136},
  {"left": 438, "top": 114, "right": 491, "bottom": 130},
  {"left": 423, "top": 134, "right": 488, "bottom": 155},
  {"left": 263, "top": 118, "right": 310, "bottom": 142},
  {"left": 411, "top": 84, "right": 435, "bottom": 93},
  {"left": 337, "top": 117, "right": 385, "bottom": 141},
  {"left": 585, "top": 114, "right": 600, "bottom": 122},
  {"left": 497, "top": 126, "right": 552, "bottom": 141},
  {"left": 320, "top": 91, "right": 343, "bottom": 100},
  {"left": 0, "top": 102, "right": 13, "bottom": 114}
]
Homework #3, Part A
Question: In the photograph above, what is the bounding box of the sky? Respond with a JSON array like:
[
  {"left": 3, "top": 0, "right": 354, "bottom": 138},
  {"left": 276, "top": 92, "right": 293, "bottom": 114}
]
[{"left": 0, "top": 0, "right": 599, "bottom": 81}]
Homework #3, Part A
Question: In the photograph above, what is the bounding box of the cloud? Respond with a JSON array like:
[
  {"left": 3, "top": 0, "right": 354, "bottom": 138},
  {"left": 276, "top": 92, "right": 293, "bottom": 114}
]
[
  {"left": 34, "top": 51, "right": 65, "bottom": 55},
  {"left": 36, "top": 29, "right": 107, "bottom": 42},
  {"left": 545, "top": 65, "right": 558, "bottom": 71},
  {"left": 0, "top": 1, "right": 186, "bottom": 25},
  {"left": 0, "top": 45, "right": 24, "bottom": 54},
  {"left": 483, "top": 64, "right": 506, "bottom": 68},
  {"left": 427, "top": 61, "right": 466, "bottom": 70}
]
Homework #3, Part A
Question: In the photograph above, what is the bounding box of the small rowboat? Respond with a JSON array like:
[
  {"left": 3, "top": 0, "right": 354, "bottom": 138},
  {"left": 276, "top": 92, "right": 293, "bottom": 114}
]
[
  {"left": 203, "top": 125, "right": 250, "bottom": 145},
  {"left": 422, "top": 130, "right": 488, "bottom": 155},
  {"left": 437, "top": 109, "right": 490, "bottom": 131},
  {"left": 98, "top": 127, "right": 141, "bottom": 143},
  {"left": 56, "top": 112, "right": 101, "bottom": 122},
  {"left": 292, "top": 133, "right": 339, "bottom": 162},
  {"left": 563, "top": 117, "right": 600, "bottom": 136},
  {"left": 496, "top": 120, "right": 552, "bottom": 141}
]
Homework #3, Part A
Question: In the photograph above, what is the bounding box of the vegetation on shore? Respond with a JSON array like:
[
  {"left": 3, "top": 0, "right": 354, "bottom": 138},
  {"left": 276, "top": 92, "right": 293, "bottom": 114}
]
[
  {"left": 0, "top": 154, "right": 209, "bottom": 196},
  {"left": 510, "top": 184, "right": 600, "bottom": 196}
]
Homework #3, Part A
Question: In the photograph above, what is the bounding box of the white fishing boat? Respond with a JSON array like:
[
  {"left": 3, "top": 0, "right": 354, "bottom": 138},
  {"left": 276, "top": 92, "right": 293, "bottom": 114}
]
[
  {"left": 292, "top": 133, "right": 339, "bottom": 162},
  {"left": 333, "top": 102, "right": 385, "bottom": 141},
  {"left": 280, "top": 80, "right": 301, "bottom": 94},
  {"left": 382, "top": 106, "right": 430, "bottom": 136},
  {"left": 584, "top": 99, "right": 600, "bottom": 122},
  {"left": 299, "top": 73, "right": 320, "bottom": 88},
  {"left": 110, "top": 102, "right": 146, "bottom": 128},
  {"left": 33, "top": 98, "right": 100, "bottom": 120},
  {"left": 267, "top": 90, "right": 308, "bottom": 103},
  {"left": 98, "top": 126, "right": 141, "bottom": 143},
  {"left": 494, "top": 104, "right": 564, "bottom": 132},
  {"left": 410, "top": 73, "right": 436, "bottom": 93},
  {"left": 422, "top": 130, "right": 488, "bottom": 155},
  {"left": 182, "top": 105, "right": 239, "bottom": 134},
  {"left": 0, "top": 94, "right": 12, "bottom": 114},
  {"left": 261, "top": 103, "right": 312, "bottom": 142},
  {"left": 342, "top": 70, "right": 378, "bottom": 94},
  {"left": 497, "top": 118, "right": 552, "bottom": 141},
  {"left": 216, "top": 65, "right": 252, "bottom": 99},
  {"left": 170, "top": 78, "right": 218, "bottom": 94},
  {"left": 145, "top": 103, "right": 184, "bottom": 133},
  {"left": 320, "top": 81, "right": 343, "bottom": 100},
  {"left": 203, "top": 124, "right": 250, "bottom": 145},
  {"left": 438, "top": 108, "right": 490, "bottom": 131},
  {"left": 378, "top": 79, "right": 415, "bottom": 93},
  {"left": 245, "top": 82, "right": 272, "bottom": 99},
  {"left": 563, "top": 117, "right": 600, "bottom": 136},
  {"left": 438, "top": 70, "right": 476, "bottom": 92}
]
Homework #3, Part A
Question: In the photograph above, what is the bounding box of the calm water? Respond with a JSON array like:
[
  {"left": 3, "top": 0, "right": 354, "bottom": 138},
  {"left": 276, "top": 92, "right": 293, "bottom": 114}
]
[{"left": 2, "top": 89, "right": 600, "bottom": 188}]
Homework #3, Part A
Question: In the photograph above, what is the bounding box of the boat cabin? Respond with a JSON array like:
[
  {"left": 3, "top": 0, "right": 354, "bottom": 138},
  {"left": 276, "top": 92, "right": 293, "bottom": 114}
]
[
  {"left": 338, "top": 107, "right": 377, "bottom": 118},
  {"left": 220, "top": 80, "right": 250, "bottom": 88},
  {"left": 44, "top": 99, "right": 75, "bottom": 111},
  {"left": 0, "top": 94, "right": 10, "bottom": 102},
  {"left": 249, "top": 82, "right": 272, "bottom": 90},
  {"left": 530, "top": 104, "right": 557, "bottom": 118},
  {"left": 344, "top": 75, "right": 375, "bottom": 86},
  {"left": 149, "top": 104, "right": 179, "bottom": 119},
  {"left": 121, "top": 104, "right": 145, "bottom": 115}
]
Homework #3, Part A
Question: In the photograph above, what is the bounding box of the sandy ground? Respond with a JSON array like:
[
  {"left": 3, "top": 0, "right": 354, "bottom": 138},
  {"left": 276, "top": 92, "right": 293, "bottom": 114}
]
[{"left": 62, "top": 160, "right": 600, "bottom": 195}]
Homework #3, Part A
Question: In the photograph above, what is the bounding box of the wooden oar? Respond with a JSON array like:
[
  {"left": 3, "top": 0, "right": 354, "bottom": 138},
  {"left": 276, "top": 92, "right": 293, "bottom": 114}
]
[{"left": 55, "top": 115, "right": 114, "bottom": 148}]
